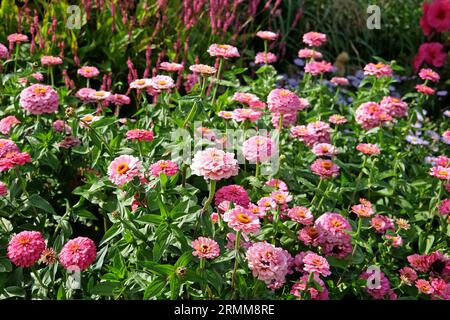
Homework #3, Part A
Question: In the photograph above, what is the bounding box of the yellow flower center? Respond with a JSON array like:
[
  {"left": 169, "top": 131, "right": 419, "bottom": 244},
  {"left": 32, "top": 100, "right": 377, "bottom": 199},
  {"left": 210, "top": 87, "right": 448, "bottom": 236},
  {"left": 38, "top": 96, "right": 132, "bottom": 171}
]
[
  {"left": 136, "top": 79, "right": 146, "bottom": 85},
  {"left": 116, "top": 162, "right": 129, "bottom": 174},
  {"left": 159, "top": 162, "right": 169, "bottom": 169},
  {"left": 322, "top": 161, "right": 333, "bottom": 169},
  {"left": 237, "top": 213, "right": 251, "bottom": 224},
  {"left": 218, "top": 44, "right": 230, "bottom": 49},
  {"left": 156, "top": 80, "right": 167, "bottom": 85},
  {"left": 33, "top": 86, "right": 47, "bottom": 94}
]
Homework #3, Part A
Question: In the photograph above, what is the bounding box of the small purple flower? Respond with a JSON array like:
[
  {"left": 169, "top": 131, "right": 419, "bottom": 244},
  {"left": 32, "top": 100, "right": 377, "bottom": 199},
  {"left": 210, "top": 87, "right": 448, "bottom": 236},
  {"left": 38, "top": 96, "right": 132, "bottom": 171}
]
[
  {"left": 444, "top": 110, "right": 450, "bottom": 117},
  {"left": 426, "top": 130, "right": 440, "bottom": 141},
  {"left": 294, "top": 58, "right": 305, "bottom": 67},
  {"left": 437, "top": 90, "right": 448, "bottom": 97}
]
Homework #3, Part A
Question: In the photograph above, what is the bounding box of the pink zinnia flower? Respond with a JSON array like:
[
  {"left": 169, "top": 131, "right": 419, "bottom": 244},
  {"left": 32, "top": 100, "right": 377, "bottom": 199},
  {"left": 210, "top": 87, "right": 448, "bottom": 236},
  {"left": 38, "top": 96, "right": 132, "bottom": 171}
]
[
  {"left": 330, "top": 77, "right": 349, "bottom": 86},
  {"left": 150, "top": 160, "right": 179, "bottom": 177},
  {"left": 298, "top": 226, "right": 321, "bottom": 246},
  {"left": 189, "top": 64, "right": 216, "bottom": 76},
  {"left": 130, "top": 78, "right": 152, "bottom": 89},
  {"left": 257, "top": 197, "right": 277, "bottom": 212},
  {"left": 255, "top": 52, "right": 277, "bottom": 64},
  {"left": 159, "top": 62, "right": 184, "bottom": 72},
  {"left": 298, "top": 48, "right": 323, "bottom": 59},
  {"left": 270, "top": 190, "right": 292, "bottom": 205},
  {"left": 312, "top": 143, "right": 338, "bottom": 157},
  {"left": 7, "top": 231, "right": 46, "bottom": 267},
  {"left": 267, "top": 89, "right": 308, "bottom": 114},
  {"left": 232, "top": 92, "right": 265, "bottom": 109},
  {"left": 31, "top": 73, "right": 44, "bottom": 82},
  {"left": 207, "top": 44, "right": 240, "bottom": 58},
  {"left": 287, "top": 206, "right": 313, "bottom": 225},
  {"left": 0, "top": 43, "right": 9, "bottom": 59},
  {"left": 430, "top": 166, "right": 450, "bottom": 179},
  {"left": 59, "top": 237, "right": 97, "bottom": 270},
  {"left": 242, "top": 136, "right": 276, "bottom": 163},
  {"left": 89, "top": 90, "right": 111, "bottom": 101},
  {"left": 385, "top": 234, "right": 403, "bottom": 247},
  {"left": 0, "top": 151, "right": 32, "bottom": 172},
  {"left": 41, "top": 55, "right": 63, "bottom": 66},
  {"left": 303, "top": 253, "right": 331, "bottom": 277},
  {"left": 304, "top": 61, "right": 333, "bottom": 76},
  {"left": 52, "top": 120, "right": 72, "bottom": 134},
  {"left": 223, "top": 205, "right": 260, "bottom": 234},
  {"left": 19, "top": 84, "right": 59, "bottom": 115},
  {"left": 291, "top": 273, "right": 329, "bottom": 300},
  {"left": 399, "top": 266, "right": 418, "bottom": 285},
  {"left": 363, "top": 62, "right": 393, "bottom": 78},
  {"left": 370, "top": 215, "right": 395, "bottom": 233},
  {"left": 315, "top": 212, "right": 352, "bottom": 242},
  {"left": 310, "top": 158, "right": 340, "bottom": 178},
  {"left": 191, "top": 148, "right": 239, "bottom": 181},
  {"left": 191, "top": 237, "right": 220, "bottom": 260},
  {"left": 380, "top": 96, "right": 408, "bottom": 118},
  {"left": 7, "top": 33, "right": 28, "bottom": 43},
  {"left": 416, "top": 84, "right": 435, "bottom": 95},
  {"left": 218, "top": 111, "right": 234, "bottom": 119},
  {"left": 77, "top": 66, "right": 100, "bottom": 78},
  {"left": 360, "top": 270, "right": 395, "bottom": 299},
  {"left": 266, "top": 178, "right": 289, "bottom": 191},
  {"left": 110, "top": 94, "right": 131, "bottom": 106},
  {"left": 214, "top": 185, "right": 250, "bottom": 208},
  {"left": 291, "top": 121, "right": 331, "bottom": 147},
  {"left": 107, "top": 155, "right": 143, "bottom": 186},
  {"left": 356, "top": 143, "right": 380, "bottom": 155},
  {"left": 246, "top": 241, "right": 292, "bottom": 290},
  {"left": 329, "top": 114, "right": 347, "bottom": 124},
  {"left": 407, "top": 254, "right": 434, "bottom": 272},
  {"left": 302, "top": 32, "right": 327, "bottom": 47},
  {"left": 442, "top": 130, "right": 450, "bottom": 144},
  {"left": 126, "top": 129, "right": 154, "bottom": 142},
  {"left": 355, "top": 101, "right": 392, "bottom": 130},
  {"left": 416, "top": 279, "right": 434, "bottom": 295},
  {"left": 76, "top": 88, "right": 97, "bottom": 103},
  {"left": 0, "top": 181, "right": 8, "bottom": 196},
  {"left": 0, "top": 139, "right": 19, "bottom": 157},
  {"left": 232, "top": 108, "right": 263, "bottom": 122},
  {"left": 150, "top": 75, "right": 175, "bottom": 91},
  {"left": 59, "top": 136, "right": 81, "bottom": 149},
  {"left": 256, "top": 31, "right": 279, "bottom": 41},
  {"left": 419, "top": 68, "right": 440, "bottom": 82},
  {"left": 439, "top": 199, "right": 450, "bottom": 215},
  {"left": 0, "top": 116, "right": 20, "bottom": 135}
]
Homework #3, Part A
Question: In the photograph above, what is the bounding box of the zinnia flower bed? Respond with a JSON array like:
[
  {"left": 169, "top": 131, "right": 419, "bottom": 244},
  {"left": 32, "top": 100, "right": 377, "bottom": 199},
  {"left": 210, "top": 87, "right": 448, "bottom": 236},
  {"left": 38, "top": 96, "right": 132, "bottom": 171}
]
[{"left": 0, "top": 15, "right": 449, "bottom": 301}]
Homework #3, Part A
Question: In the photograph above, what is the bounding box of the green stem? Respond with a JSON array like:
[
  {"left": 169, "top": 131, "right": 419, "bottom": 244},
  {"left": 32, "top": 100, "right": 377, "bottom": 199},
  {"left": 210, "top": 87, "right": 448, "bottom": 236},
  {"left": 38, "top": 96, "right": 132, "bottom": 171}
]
[
  {"left": 31, "top": 266, "right": 48, "bottom": 290},
  {"left": 271, "top": 205, "right": 281, "bottom": 245},
  {"left": 202, "top": 180, "right": 216, "bottom": 213},
  {"left": 211, "top": 58, "right": 224, "bottom": 104},
  {"left": 231, "top": 230, "right": 241, "bottom": 290},
  {"left": 183, "top": 101, "right": 198, "bottom": 128},
  {"left": 255, "top": 162, "right": 260, "bottom": 178}
]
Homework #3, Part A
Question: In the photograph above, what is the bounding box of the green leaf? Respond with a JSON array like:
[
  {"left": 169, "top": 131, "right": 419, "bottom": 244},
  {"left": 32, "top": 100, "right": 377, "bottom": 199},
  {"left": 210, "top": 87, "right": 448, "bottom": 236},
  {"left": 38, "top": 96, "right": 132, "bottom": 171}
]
[
  {"left": 0, "top": 258, "right": 12, "bottom": 273},
  {"left": 144, "top": 277, "right": 167, "bottom": 299},
  {"left": 28, "top": 194, "right": 56, "bottom": 214},
  {"left": 90, "top": 281, "right": 119, "bottom": 296}
]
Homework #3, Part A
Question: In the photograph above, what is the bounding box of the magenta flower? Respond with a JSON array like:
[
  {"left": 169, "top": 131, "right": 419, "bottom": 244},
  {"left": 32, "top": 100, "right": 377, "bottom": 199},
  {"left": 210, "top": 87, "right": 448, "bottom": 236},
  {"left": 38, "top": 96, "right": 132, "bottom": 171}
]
[
  {"left": 363, "top": 62, "right": 393, "bottom": 78},
  {"left": 302, "top": 32, "right": 327, "bottom": 47},
  {"left": 310, "top": 158, "right": 340, "bottom": 178},
  {"left": 302, "top": 253, "right": 331, "bottom": 277},
  {"left": 59, "top": 237, "right": 97, "bottom": 270},
  {"left": 150, "top": 160, "right": 179, "bottom": 177},
  {"left": 77, "top": 66, "right": 100, "bottom": 78},
  {"left": 214, "top": 185, "right": 250, "bottom": 208},
  {"left": 126, "top": 129, "right": 154, "bottom": 142},
  {"left": 7, "top": 231, "right": 46, "bottom": 267},
  {"left": 0, "top": 116, "right": 20, "bottom": 135}
]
